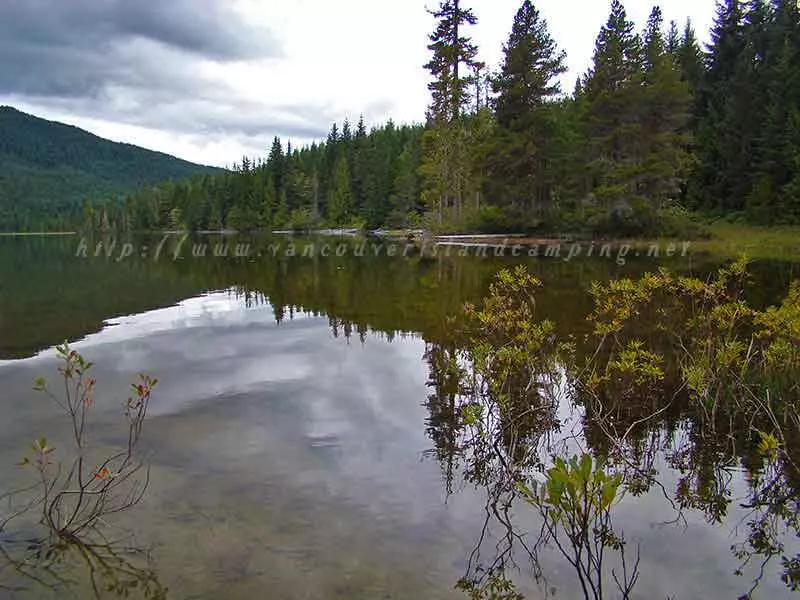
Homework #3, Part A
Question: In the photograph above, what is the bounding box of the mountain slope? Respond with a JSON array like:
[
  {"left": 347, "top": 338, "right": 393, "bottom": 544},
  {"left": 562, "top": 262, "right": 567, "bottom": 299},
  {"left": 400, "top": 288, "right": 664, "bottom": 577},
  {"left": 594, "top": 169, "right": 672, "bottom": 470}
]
[{"left": 0, "top": 106, "right": 220, "bottom": 230}]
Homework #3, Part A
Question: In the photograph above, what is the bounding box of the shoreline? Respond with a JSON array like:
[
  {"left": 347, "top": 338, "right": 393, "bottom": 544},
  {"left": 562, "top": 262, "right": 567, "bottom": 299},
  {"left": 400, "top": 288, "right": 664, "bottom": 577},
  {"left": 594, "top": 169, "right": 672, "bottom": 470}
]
[
  {"left": 6, "top": 224, "right": 798, "bottom": 261},
  {"left": 0, "top": 231, "right": 77, "bottom": 236}
]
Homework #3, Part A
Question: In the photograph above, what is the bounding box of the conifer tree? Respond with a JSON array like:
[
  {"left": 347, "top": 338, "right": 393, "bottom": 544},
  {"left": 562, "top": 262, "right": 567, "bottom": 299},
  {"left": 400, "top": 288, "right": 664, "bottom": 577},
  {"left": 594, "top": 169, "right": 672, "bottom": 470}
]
[
  {"left": 692, "top": 0, "right": 750, "bottom": 211},
  {"left": 424, "top": 0, "right": 481, "bottom": 124},
  {"left": 421, "top": 0, "right": 482, "bottom": 224},
  {"left": 260, "top": 172, "right": 277, "bottom": 227},
  {"left": 748, "top": 0, "right": 800, "bottom": 220},
  {"left": 390, "top": 137, "right": 423, "bottom": 225},
  {"left": 321, "top": 123, "right": 340, "bottom": 216},
  {"left": 351, "top": 115, "right": 368, "bottom": 215},
  {"left": 666, "top": 20, "right": 680, "bottom": 55},
  {"left": 676, "top": 19, "right": 706, "bottom": 94},
  {"left": 486, "top": 0, "right": 567, "bottom": 217},
  {"left": 328, "top": 154, "right": 354, "bottom": 225},
  {"left": 639, "top": 6, "right": 693, "bottom": 205},
  {"left": 493, "top": 0, "right": 566, "bottom": 130},
  {"left": 267, "top": 136, "right": 285, "bottom": 203},
  {"left": 581, "top": 0, "right": 643, "bottom": 210}
]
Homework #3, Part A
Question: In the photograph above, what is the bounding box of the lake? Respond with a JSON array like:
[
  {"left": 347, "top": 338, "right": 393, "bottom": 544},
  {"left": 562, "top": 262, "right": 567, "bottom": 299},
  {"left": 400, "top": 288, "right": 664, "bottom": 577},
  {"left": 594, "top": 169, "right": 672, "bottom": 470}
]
[{"left": 0, "top": 234, "right": 798, "bottom": 599}]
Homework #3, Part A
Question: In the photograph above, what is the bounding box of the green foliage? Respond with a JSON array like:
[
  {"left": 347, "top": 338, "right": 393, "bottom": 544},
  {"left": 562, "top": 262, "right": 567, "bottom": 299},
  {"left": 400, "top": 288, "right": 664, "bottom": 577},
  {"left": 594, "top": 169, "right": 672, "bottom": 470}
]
[
  {"left": 484, "top": 0, "right": 567, "bottom": 217},
  {"left": 284, "top": 207, "right": 323, "bottom": 232},
  {"left": 518, "top": 454, "right": 636, "bottom": 600},
  {"left": 444, "top": 263, "right": 800, "bottom": 599},
  {"left": 520, "top": 454, "right": 624, "bottom": 525},
  {"left": 424, "top": 0, "right": 481, "bottom": 124},
  {"left": 461, "top": 205, "right": 519, "bottom": 234},
  {"left": 328, "top": 153, "right": 354, "bottom": 225},
  {"left": 585, "top": 257, "right": 800, "bottom": 456},
  {"left": 676, "top": 19, "right": 705, "bottom": 94},
  {"left": 691, "top": 0, "right": 800, "bottom": 224},
  {"left": 653, "top": 202, "right": 707, "bottom": 238},
  {"left": 420, "top": 117, "right": 484, "bottom": 228},
  {"left": 457, "top": 568, "right": 524, "bottom": 600},
  {"left": 597, "top": 339, "right": 665, "bottom": 400},
  {"left": 572, "top": 2, "right": 693, "bottom": 236},
  {"left": 464, "top": 265, "right": 564, "bottom": 385},
  {"left": 754, "top": 279, "right": 800, "bottom": 374},
  {"left": 420, "top": 0, "right": 486, "bottom": 227}
]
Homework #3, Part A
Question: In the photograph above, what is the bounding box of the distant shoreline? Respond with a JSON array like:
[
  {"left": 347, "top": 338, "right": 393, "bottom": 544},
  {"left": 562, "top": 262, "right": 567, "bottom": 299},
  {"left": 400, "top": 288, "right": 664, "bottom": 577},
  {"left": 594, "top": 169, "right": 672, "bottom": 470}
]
[{"left": 0, "top": 231, "right": 77, "bottom": 236}]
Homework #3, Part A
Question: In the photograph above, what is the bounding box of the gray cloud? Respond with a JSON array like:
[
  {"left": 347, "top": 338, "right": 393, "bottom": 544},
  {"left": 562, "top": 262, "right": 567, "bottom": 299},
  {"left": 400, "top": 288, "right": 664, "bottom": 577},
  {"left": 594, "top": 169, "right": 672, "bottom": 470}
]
[
  {"left": 32, "top": 92, "right": 337, "bottom": 141},
  {"left": 0, "top": 0, "right": 334, "bottom": 154},
  {"left": 0, "top": 0, "right": 280, "bottom": 98},
  {"left": 0, "top": 0, "right": 280, "bottom": 66}
]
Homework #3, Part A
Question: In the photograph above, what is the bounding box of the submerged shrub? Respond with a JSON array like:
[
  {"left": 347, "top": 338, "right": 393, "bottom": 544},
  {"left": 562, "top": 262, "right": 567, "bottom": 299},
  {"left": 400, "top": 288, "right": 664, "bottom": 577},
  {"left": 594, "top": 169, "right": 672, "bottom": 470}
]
[
  {"left": 439, "top": 262, "right": 800, "bottom": 600},
  {"left": 518, "top": 454, "right": 637, "bottom": 600},
  {"left": 1, "top": 344, "right": 165, "bottom": 599}
]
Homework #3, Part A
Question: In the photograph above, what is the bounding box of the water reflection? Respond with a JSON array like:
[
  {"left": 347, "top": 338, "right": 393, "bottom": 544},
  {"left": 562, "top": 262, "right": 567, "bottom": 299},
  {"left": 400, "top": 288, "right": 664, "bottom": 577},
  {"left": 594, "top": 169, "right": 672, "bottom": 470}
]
[
  {"left": 1, "top": 233, "right": 740, "bottom": 360},
  {"left": 0, "top": 534, "right": 166, "bottom": 600},
  {"left": 1, "top": 235, "right": 799, "bottom": 598}
]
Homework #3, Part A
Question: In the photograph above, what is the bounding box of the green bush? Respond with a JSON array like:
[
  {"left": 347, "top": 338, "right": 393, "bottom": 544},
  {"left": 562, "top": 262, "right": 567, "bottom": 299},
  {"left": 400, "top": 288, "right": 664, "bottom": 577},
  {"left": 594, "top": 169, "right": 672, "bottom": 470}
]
[
  {"left": 464, "top": 205, "right": 517, "bottom": 233},
  {"left": 578, "top": 198, "right": 709, "bottom": 239},
  {"left": 285, "top": 208, "right": 323, "bottom": 232},
  {"left": 655, "top": 202, "right": 709, "bottom": 238}
]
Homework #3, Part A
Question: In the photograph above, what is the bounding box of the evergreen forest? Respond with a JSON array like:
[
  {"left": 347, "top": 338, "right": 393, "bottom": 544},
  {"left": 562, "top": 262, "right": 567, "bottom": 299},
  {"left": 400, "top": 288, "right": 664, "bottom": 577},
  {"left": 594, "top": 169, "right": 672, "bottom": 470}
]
[{"left": 9, "top": 0, "right": 800, "bottom": 236}]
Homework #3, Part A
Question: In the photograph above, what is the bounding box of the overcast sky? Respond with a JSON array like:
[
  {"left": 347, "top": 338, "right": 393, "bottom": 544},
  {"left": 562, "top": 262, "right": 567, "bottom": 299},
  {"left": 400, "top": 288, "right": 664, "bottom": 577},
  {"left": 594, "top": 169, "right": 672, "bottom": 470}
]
[{"left": 0, "top": 0, "right": 717, "bottom": 167}]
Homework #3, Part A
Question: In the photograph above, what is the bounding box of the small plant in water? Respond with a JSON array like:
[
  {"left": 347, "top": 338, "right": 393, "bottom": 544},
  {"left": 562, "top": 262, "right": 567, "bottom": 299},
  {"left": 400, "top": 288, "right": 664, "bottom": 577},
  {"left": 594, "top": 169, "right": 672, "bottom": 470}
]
[
  {"left": 0, "top": 343, "right": 166, "bottom": 599},
  {"left": 518, "top": 454, "right": 638, "bottom": 600}
]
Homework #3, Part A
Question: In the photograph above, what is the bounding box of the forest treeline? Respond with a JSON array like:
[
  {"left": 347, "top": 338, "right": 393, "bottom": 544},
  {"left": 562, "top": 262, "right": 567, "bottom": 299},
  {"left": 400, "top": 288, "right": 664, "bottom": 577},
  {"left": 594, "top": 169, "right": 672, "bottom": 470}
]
[{"left": 85, "top": 0, "right": 800, "bottom": 235}]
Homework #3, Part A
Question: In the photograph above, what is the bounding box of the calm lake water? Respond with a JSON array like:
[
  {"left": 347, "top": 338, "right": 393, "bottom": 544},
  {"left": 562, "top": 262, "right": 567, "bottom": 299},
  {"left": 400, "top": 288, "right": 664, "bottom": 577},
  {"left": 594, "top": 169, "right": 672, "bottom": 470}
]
[{"left": 0, "top": 234, "right": 798, "bottom": 599}]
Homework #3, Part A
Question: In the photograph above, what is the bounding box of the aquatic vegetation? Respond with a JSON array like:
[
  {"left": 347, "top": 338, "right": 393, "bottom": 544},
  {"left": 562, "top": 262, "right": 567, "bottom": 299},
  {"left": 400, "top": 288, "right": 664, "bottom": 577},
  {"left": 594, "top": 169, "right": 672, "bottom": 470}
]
[
  {"left": 581, "top": 259, "right": 800, "bottom": 596},
  {"left": 0, "top": 343, "right": 166, "bottom": 599},
  {"left": 518, "top": 455, "right": 638, "bottom": 600},
  {"left": 428, "top": 261, "right": 800, "bottom": 600},
  {"left": 448, "top": 268, "right": 639, "bottom": 600}
]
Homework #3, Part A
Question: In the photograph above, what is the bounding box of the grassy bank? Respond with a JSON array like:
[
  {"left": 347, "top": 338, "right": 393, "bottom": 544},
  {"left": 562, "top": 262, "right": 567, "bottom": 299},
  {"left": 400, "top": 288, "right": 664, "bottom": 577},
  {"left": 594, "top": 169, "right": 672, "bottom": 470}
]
[
  {"left": 680, "top": 222, "right": 800, "bottom": 261},
  {"left": 377, "top": 221, "right": 798, "bottom": 263}
]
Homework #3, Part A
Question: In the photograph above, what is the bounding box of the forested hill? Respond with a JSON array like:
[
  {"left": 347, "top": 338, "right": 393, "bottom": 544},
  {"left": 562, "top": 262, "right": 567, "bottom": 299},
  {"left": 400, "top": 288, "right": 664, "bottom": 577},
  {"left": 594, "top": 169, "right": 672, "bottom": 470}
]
[{"left": 0, "top": 106, "right": 219, "bottom": 231}]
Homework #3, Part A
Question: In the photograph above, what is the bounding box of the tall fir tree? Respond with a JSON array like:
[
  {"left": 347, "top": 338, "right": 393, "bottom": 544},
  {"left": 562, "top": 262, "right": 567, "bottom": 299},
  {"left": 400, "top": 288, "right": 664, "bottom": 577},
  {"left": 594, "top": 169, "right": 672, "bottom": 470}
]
[
  {"left": 321, "top": 123, "right": 341, "bottom": 216},
  {"left": 267, "top": 136, "right": 285, "bottom": 205},
  {"left": 748, "top": 0, "right": 800, "bottom": 220},
  {"left": 692, "top": 0, "right": 751, "bottom": 212},
  {"left": 424, "top": 0, "right": 481, "bottom": 124},
  {"left": 666, "top": 20, "right": 680, "bottom": 55},
  {"left": 351, "top": 115, "right": 369, "bottom": 216},
  {"left": 486, "top": 0, "right": 567, "bottom": 218},
  {"left": 493, "top": 0, "right": 566, "bottom": 130},
  {"left": 639, "top": 6, "right": 693, "bottom": 205},
  {"left": 581, "top": 0, "right": 643, "bottom": 211},
  {"left": 677, "top": 19, "right": 706, "bottom": 94},
  {"left": 421, "top": 0, "right": 482, "bottom": 224},
  {"left": 328, "top": 154, "right": 354, "bottom": 226}
]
